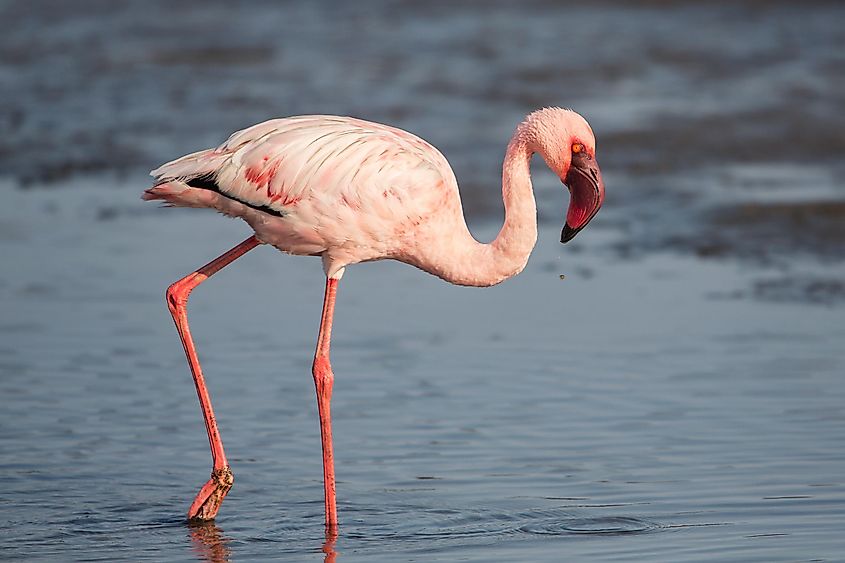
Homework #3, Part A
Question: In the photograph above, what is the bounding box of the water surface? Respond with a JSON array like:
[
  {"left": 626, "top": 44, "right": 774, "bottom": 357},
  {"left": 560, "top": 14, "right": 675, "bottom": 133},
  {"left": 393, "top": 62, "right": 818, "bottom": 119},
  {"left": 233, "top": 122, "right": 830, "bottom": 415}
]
[
  {"left": 1, "top": 1, "right": 844, "bottom": 561},
  {"left": 1, "top": 186, "right": 843, "bottom": 561}
]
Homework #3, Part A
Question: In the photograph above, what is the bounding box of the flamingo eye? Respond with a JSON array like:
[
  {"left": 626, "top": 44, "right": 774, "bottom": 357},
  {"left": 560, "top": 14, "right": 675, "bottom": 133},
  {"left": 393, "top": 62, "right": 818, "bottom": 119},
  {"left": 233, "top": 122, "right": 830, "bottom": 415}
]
[{"left": 571, "top": 143, "right": 584, "bottom": 154}]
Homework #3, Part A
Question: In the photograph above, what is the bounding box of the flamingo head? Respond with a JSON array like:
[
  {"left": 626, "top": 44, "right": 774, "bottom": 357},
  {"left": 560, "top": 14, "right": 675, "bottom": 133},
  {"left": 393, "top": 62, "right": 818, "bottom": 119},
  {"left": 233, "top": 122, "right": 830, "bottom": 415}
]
[{"left": 525, "top": 108, "right": 606, "bottom": 243}]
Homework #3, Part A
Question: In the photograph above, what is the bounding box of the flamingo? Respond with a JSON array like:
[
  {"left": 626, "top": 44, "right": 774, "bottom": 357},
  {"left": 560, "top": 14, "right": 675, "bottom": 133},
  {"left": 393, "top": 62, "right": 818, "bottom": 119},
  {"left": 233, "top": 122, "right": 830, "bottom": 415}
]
[{"left": 143, "top": 107, "right": 605, "bottom": 528}]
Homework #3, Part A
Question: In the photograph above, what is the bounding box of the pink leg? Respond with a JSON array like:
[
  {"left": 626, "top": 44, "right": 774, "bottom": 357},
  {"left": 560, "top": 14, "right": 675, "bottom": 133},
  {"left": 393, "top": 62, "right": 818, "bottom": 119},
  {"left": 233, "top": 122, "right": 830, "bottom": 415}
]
[
  {"left": 165, "top": 235, "right": 261, "bottom": 521},
  {"left": 312, "top": 277, "right": 340, "bottom": 529}
]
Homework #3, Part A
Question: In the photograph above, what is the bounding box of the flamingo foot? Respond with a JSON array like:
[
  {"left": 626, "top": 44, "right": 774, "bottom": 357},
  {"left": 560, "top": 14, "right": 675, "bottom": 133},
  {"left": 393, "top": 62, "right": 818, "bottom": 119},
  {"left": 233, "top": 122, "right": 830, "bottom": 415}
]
[{"left": 187, "top": 466, "right": 234, "bottom": 522}]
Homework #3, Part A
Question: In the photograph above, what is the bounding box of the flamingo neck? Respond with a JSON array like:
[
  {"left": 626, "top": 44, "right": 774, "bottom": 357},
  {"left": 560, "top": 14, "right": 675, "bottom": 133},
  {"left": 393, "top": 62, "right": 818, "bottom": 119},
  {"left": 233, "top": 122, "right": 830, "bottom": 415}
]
[
  {"left": 488, "top": 135, "right": 538, "bottom": 282},
  {"left": 423, "top": 135, "right": 537, "bottom": 287}
]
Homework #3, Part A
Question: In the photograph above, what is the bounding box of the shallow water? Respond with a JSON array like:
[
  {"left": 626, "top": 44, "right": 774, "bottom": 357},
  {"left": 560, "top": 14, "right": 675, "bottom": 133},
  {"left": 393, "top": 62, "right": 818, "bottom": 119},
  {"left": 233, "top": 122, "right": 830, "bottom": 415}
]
[
  {"left": 2, "top": 1, "right": 845, "bottom": 561},
  {"left": 1, "top": 186, "right": 843, "bottom": 561}
]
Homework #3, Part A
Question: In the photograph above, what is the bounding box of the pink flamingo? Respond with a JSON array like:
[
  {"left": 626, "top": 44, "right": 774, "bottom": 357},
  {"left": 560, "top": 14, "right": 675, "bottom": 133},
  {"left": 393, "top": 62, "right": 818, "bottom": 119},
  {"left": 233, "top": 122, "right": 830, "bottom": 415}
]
[{"left": 143, "top": 108, "right": 604, "bottom": 528}]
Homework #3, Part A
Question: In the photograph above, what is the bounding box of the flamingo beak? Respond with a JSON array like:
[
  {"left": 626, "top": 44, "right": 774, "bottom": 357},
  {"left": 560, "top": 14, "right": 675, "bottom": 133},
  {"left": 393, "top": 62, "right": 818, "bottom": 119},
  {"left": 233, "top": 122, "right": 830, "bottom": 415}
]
[{"left": 560, "top": 152, "right": 605, "bottom": 243}]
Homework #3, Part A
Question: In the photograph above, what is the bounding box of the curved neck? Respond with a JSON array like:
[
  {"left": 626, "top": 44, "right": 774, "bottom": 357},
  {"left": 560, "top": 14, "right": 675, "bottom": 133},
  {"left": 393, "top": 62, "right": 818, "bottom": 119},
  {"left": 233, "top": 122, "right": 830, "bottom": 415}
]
[
  {"left": 492, "top": 136, "right": 538, "bottom": 278},
  {"left": 420, "top": 136, "right": 537, "bottom": 287}
]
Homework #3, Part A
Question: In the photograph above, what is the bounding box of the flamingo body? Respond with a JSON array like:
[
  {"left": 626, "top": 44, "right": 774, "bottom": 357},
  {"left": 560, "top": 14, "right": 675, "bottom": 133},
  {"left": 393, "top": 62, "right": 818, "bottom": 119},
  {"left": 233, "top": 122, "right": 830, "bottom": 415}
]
[{"left": 147, "top": 115, "right": 463, "bottom": 279}]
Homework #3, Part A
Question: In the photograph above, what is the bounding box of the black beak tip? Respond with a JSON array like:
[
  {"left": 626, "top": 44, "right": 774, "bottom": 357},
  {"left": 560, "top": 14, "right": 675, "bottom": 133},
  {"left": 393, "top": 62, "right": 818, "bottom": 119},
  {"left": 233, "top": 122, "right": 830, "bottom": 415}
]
[{"left": 560, "top": 224, "right": 581, "bottom": 244}]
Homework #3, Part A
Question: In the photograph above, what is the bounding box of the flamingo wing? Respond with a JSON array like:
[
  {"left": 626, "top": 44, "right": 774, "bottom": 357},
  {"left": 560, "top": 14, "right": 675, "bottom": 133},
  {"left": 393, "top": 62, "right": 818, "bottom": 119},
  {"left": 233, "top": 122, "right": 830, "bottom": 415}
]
[{"left": 150, "top": 116, "right": 456, "bottom": 221}]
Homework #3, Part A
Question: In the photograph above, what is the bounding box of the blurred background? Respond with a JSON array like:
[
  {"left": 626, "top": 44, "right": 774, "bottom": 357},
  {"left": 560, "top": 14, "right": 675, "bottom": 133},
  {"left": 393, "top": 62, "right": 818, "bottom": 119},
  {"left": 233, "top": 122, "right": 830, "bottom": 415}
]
[
  {"left": 2, "top": 0, "right": 844, "bottom": 279},
  {"left": 1, "top": 1, "right": 843, "bottom": 561}
]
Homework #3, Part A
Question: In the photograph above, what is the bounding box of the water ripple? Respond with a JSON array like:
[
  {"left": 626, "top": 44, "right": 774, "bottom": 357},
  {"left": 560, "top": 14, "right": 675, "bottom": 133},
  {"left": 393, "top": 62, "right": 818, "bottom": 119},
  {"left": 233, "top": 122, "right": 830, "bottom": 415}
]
[
  {"left": 517, "top": 514, "right": 658, "bottom": 536},
  {"left": 338, "top": 504, "right": 662, "bottom": 546}
]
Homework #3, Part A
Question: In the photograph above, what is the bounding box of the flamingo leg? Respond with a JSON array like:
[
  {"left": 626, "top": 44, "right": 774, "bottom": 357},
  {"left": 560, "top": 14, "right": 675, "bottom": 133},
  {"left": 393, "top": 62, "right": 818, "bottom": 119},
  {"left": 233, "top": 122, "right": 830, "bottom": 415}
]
[
  {"left": 165, "top": 235, "right": 261, "bottom": 521},
  {"left": 312, "top": 277, "right": 340, "bottom": 529}
]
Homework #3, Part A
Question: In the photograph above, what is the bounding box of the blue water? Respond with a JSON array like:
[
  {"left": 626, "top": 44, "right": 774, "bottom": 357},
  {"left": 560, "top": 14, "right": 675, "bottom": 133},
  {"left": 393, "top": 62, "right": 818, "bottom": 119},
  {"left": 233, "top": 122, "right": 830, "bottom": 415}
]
[
  {"left": 1, "top": 185, "right": 843, "bottom": 561},
  {"left": 1, "top": 1, "right": 844, "bottom": 561}
]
